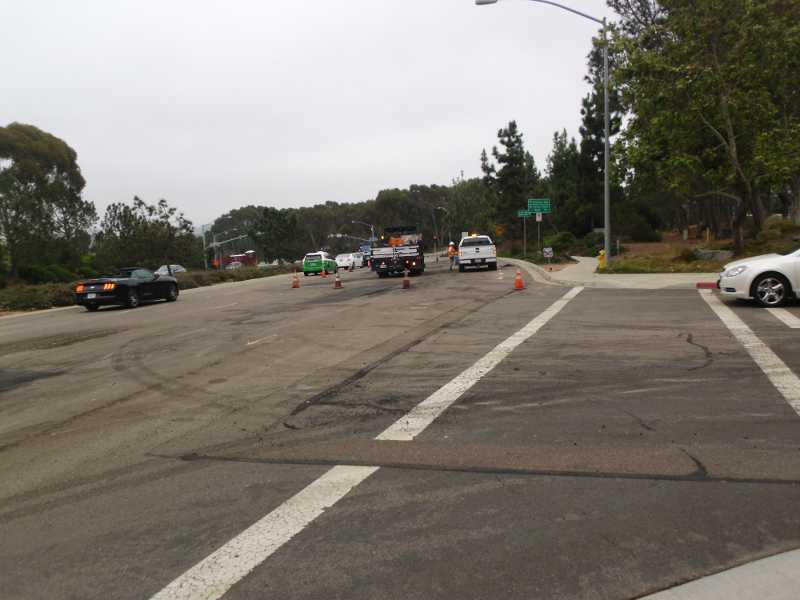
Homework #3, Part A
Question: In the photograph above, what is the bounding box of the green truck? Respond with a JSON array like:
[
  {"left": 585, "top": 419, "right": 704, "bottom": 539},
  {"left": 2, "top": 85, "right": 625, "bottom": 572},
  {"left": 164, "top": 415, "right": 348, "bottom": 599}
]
[{"left": 302, "top": 251, "right": 338, "bottom": 276}]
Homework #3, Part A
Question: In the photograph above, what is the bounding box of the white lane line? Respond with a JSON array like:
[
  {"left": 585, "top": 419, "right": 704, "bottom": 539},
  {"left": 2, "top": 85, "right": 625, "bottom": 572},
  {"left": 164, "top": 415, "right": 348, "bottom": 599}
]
[
  {"left": 377, "top": 285, "right": 583, "bottom": 441},
  {"left": 149, "top": 465, "right": 378, "bottom": 600},
  {"left": 700, "top": 290, "right": 800, "bottom": 415},
  {"left": 148, "top": 287, "right": 583, "bottom": 600},
  {"left": 767, "top": 307, "right": 800, "bottom": 329}
]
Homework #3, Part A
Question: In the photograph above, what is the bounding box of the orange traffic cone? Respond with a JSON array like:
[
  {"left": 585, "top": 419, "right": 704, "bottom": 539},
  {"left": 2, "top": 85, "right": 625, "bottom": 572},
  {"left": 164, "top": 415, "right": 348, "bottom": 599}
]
[
  {"left": 402, "top": 270, "right": 411, "bottom": 289},
  {"left": 321, "top": 269, "right": 327, "bottom": 278},
  {"left": 292, "top": 271, "right": 300, "bottom": 288},
  {"left": 514, "top": 269, "right": 525, "bottom": 290},
  {"left": 334, "top": 272, "right": 343, "bottom": 289}
]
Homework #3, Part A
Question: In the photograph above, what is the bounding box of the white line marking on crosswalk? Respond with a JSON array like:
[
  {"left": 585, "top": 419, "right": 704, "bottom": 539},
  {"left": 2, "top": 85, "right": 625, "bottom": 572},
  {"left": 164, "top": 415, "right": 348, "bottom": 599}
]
[
  {"left": 767, "top": 307, "right": 800, "bottom": 329},
  {"left": 148, "top": 286, "right": 584, "bottom": 600},
  {"left": 377, "top": 285, "right": 584, "bottom": 441},
  {"left": 700, "top": 290, "right": 800, "bottom": 416}
]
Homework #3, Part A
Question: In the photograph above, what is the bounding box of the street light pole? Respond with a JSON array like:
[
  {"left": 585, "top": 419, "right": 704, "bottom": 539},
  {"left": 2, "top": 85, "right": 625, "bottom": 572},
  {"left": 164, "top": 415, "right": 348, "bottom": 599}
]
[
  {"left": 602, "top": 18, "right": 611, "bottom": 265},
  {"left": 351, "top": 220, "right": 377, "bottom": 243},
  {"left": 475, "top": 0, "right": 611, "bottom": 263}
]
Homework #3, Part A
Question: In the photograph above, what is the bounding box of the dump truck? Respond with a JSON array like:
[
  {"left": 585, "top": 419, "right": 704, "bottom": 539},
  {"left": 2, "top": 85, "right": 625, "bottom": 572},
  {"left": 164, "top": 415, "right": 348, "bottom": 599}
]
[{"left": 370, "top": 226, "right": 425, "bottom": 277}]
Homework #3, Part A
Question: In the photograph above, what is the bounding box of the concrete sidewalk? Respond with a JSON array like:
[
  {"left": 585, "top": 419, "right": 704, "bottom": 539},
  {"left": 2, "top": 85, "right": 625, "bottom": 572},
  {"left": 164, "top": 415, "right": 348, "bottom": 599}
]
[
  {"left": 516, "top": 256, "right": 719, "bottom": 290},
  {"left": 642, "top": 548, "right": 800, "bottom": 600}
]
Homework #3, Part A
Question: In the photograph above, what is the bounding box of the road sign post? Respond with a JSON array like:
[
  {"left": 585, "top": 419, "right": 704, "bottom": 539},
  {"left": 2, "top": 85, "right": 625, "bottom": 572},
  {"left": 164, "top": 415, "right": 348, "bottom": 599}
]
[{"left": 517, "top": 209, "right": 533, "bottom": 258}]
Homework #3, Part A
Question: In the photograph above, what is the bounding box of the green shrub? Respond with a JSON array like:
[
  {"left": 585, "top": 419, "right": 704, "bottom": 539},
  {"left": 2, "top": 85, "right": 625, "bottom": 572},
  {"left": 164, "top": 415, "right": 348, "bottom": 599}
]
[
  {"left": 543, "top": 232, "right": 576, "bottom": 255},
  {"left": 0, "top": 283, "right": 75, "bottom": 310},
  {"left": 17, "top": 264, "right": 77, "bottom": 284},
  {"left": 673, "top": 248, "right": 698, "bottom": 263}
]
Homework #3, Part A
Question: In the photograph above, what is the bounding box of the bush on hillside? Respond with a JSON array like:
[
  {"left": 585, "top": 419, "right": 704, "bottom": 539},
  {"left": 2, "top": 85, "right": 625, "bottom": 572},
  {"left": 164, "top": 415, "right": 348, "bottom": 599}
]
[
  {"left": 0, "top": 283, "right": 75, "bottom": 310},
  {"left": 18, "top": 264, "right": 78, "bottom": 284},
  {"left": 543, "top": 232, "right": 576, "bottom": 256}
]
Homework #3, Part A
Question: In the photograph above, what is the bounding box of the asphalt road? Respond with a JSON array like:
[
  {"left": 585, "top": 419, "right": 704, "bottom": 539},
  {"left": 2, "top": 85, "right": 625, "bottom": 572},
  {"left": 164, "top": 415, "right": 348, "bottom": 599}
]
[{"left": 1, "top": 261, "right": 799, "bottom": 599}]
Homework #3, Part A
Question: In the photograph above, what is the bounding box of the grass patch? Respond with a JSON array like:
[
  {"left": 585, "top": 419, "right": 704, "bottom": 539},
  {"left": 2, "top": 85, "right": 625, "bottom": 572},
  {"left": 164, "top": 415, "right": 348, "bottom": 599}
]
[
  {"left": 599, "top": 256, "right": 724, "bottom": 274},
  {"left": 0, "top": 266, "right": 294, "bottom": 312}
]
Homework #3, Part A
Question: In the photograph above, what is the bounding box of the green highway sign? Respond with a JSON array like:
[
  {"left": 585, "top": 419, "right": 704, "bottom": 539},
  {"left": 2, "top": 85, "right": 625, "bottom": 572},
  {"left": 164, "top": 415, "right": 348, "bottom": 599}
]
[
  {"left": 517, "top": 209, "right": 533, "bottom": 218},
  {"left": 528, "top": 198, "right": 551, "bottom": 213}
]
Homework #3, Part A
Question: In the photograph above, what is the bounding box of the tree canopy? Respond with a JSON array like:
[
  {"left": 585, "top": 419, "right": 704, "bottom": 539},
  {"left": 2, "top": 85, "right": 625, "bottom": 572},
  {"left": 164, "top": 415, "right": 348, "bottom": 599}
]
[{"left": 0, "top": 122, "right": 96, "bottom": 279}]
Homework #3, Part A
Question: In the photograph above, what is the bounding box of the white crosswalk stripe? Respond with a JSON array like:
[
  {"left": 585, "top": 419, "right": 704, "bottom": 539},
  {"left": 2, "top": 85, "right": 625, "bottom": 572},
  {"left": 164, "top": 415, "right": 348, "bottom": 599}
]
[{"left": 766, "top": 307, "right": 800, "bottom": 329}]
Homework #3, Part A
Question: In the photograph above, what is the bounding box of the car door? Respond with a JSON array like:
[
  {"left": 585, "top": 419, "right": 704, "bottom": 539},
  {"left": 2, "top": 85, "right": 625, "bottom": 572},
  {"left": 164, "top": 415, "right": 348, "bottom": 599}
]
[{"left": 133, "top": 269, "right": 157, "bottom": 299}]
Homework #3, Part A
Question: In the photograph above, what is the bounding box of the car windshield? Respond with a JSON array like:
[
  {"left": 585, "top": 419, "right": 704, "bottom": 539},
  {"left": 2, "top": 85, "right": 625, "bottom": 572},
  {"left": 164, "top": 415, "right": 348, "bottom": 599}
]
[{"left": 461, "top": 237, "right": 492, "bottom": 246}]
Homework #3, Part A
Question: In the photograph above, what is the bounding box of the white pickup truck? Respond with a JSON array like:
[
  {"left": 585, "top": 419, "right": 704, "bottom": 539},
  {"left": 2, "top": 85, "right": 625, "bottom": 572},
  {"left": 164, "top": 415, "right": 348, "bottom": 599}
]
[{"left": 458, "top": 234, "right": 497, "bottom": 272}]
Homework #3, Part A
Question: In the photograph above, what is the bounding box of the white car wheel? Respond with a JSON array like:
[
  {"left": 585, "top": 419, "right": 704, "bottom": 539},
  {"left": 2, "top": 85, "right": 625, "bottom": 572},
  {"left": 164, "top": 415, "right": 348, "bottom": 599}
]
[{"left": 754, "top": 274, "right": 789, "bottom": 307}]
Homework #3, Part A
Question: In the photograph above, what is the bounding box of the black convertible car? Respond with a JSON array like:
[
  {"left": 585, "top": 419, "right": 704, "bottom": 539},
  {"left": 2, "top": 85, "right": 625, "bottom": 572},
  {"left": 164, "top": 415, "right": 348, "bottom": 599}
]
[{"left": 74, "top": 267, "right": 179, "bottom": 311}]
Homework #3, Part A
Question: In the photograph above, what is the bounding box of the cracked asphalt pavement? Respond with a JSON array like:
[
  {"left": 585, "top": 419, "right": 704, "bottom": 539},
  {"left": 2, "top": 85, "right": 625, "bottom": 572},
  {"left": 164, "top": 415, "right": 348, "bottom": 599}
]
[{"left": 1, "top": 262, "right": 799, "bottom": 599}]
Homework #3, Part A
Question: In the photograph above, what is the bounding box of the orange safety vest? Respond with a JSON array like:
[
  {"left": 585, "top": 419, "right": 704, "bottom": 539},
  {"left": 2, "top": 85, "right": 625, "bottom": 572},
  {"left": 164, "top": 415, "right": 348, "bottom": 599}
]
[{"left": 447, "top": 245, "right": 458, "bottom": 257}]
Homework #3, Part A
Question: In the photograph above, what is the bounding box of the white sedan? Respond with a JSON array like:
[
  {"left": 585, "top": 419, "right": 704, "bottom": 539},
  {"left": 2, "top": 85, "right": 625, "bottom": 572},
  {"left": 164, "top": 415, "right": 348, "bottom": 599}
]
[{"left": 719, "top": 250, "right": 800, "bottom": 307}]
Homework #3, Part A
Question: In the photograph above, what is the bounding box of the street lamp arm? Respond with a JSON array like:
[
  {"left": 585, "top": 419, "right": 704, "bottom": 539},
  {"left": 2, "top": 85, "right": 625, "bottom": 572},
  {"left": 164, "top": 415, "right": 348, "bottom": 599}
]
[
  {"left": 476, "top": 0, "right": 604, "bottom": 26},
  {"left": 524, "top": 0, "right": 603, "bottom": 25}
]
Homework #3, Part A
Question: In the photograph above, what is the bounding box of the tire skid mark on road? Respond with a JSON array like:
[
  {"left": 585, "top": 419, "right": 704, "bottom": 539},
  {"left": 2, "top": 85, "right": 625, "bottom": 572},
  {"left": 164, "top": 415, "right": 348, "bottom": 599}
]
[
  {"left": 701, "top": 290, "right": 800, "bottom": 416},
  {"left": 208, "top": 302, "right": 239, "bottom": 310},
  {"left": 148, "top": 287, "right": 583, "bottom": 600}
]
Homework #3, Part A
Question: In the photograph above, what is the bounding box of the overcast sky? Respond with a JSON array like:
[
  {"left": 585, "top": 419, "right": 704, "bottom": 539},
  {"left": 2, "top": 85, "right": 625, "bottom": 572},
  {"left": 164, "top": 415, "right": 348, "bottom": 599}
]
[{"left": 3, "top": 0, "right": 610, "bottom": 225}]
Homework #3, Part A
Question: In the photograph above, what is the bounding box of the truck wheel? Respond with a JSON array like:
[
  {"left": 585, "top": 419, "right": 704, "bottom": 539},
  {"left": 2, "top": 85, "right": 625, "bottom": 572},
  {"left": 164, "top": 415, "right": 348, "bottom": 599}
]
[
  {"left": 458, "top": 265, "right": 465, "bottom": 273},
  {"left": 488, "top": 263, "right": 497, "bottom": 271},
  {"left": 85, "top": 304, "right": 99, "bottom": 312}
]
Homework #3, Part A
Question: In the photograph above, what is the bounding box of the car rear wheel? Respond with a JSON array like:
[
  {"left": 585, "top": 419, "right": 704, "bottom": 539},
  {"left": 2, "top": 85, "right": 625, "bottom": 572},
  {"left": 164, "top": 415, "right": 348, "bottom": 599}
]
[
  {"left": 166, "top": 284, "right": 178, "bottom": 302},
  {"left": 754, "top": 274, "right": 789, "bottom": 307},
  {"left": 125, "top": 289, "right": 140, "bottom": 309},
  {"left": 85, "top": 304, "right": 99, "bottom": 312}
]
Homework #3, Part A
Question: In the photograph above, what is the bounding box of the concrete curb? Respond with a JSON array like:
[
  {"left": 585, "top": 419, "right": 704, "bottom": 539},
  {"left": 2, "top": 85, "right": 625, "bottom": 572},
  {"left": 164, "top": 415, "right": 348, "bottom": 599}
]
[{"left": 502, "top": 258, "right": 563, "bottom": 287}]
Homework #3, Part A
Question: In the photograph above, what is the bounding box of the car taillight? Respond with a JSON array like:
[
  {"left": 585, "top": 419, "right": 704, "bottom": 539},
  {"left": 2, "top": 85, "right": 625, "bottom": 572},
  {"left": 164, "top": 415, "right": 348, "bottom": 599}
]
[
  {"left": 75, "top": 284, "right": 85, "bottom": 293},
  {"left": 103, "top": 283, "right": 115, "bottom": 291}
]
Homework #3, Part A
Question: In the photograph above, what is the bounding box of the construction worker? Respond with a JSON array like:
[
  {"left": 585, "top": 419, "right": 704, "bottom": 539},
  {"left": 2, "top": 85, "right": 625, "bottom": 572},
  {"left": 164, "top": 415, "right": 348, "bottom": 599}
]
[{"left": 447, "top": 241, "right": 458, "bottom": 271}]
